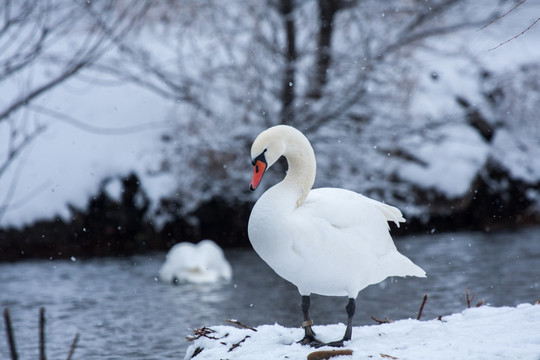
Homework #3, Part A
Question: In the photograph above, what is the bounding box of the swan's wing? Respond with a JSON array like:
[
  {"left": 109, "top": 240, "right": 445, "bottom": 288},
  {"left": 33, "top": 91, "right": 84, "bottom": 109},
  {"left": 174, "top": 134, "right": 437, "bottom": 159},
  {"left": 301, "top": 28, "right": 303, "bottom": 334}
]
[
  {"left": 290, "top": 188, "right": 404, "bottom": 259},
  {"left": 299, "top": 188, "right": 405, "bottom": 230},
  {"left": 289, "top": 187, "right": 421, "bottom": 287}
]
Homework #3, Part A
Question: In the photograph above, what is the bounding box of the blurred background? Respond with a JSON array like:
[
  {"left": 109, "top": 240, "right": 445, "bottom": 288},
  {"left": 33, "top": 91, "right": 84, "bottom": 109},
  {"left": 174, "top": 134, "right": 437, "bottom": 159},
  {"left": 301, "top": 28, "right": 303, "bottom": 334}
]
[
  {"left": 1, "top": 1, "right": 540, "bottom": 358},
  {"left": 1, "top": 0, "right": 539, "bottom": 259}
]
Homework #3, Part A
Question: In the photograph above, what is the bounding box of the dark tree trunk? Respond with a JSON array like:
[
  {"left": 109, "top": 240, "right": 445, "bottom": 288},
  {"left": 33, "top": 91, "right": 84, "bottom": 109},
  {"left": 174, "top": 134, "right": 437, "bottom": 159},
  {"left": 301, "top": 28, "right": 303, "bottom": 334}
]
[
  {"left": 279, "top": 0, "right": 297, "bottom": 125},
  {"left": 308, "top": 0, "right": 355, "bottom": 100}
]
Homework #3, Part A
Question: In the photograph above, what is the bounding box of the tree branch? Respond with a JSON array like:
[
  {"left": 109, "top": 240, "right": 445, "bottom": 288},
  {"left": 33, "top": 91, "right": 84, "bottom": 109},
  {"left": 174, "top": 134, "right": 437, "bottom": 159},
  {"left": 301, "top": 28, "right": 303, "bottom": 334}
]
[
  {"left": 489, "top": 16, "right": 540, "bottom": 51},
  {"left": 481, "top": 0, "right": 527, "bottom": 30},
  {"left": 28, "top": 104, "right": 171, "bottom": 135},
  {"left": 0, "top": 122, "right": 45, "bottom": 178}
]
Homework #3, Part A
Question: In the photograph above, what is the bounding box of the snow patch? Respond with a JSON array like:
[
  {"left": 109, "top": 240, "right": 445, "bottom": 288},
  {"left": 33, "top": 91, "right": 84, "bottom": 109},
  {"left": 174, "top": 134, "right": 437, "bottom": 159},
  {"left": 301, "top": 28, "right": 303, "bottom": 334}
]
[
  {"left": 0, "top": 80, "right": 174, "bottom": 227},
  {"left": 396, "top": 123, "right": 489, "bottom": 199},
  {"left": 185, "top": 304, "right": 540, "bottom": 360},
  {"left": 491, "top": 129, "right": 540, "bottom": 184}
]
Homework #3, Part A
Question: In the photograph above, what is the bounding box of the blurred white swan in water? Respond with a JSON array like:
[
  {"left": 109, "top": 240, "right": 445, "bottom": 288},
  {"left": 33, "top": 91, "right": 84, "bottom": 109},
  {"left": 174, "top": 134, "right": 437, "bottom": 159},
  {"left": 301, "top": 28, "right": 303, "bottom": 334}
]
[
  {"left": 159, "top": 240, "right": 232, "bottom": 284},
  {"left": 248, "top": 125, "right": 425, "bottom": 347}
]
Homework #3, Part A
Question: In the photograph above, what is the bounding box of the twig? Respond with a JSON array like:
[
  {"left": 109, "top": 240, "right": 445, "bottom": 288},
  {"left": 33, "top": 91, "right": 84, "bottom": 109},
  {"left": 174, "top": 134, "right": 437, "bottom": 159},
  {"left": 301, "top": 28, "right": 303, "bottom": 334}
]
[
  {"left": 228, "top": 335, "right": 250, "bottom": 352},
  {"left": 371, "top": 315, "right": 392, "bottom": 324},
  {"left": 380, "top": 354, "right": 399, "bottom": 359},
  {"left": 39, "top": 307, "right": 46, "bottom": 360},
  {"left": 489, "top": 16, "right": 540, "bottom": 51},
  {"left": 29, "top": 104, "right": 171, "bottom": 136},
  {"left": 417, "top": 294, "right": 428, "bottom": 320},
  {"left": 4, "top": 308, "right": 77, "bottom": 360},
  {"left": 466, "top": 288, "right": 485, "bottom": 308},
  {"left": 66, "top": 333, "right": 79, "bottom": 360},
  {"left": 191, "top": 347, "right": 203, "bottom": 358},
  {"left": 3, "top": 308, "right": 18, "bottom": 360},
  {"left": 225, "top": 319, "right": 257, "bottom": 332},
  {"left": 466, "top": 288, "right": 476, "bottom": 308},
  {"left": 480, "top": 0, "right": 527, "bottom": 30},
  {"left": 186, "top": 327, "right": 220, "bottom": 341}
]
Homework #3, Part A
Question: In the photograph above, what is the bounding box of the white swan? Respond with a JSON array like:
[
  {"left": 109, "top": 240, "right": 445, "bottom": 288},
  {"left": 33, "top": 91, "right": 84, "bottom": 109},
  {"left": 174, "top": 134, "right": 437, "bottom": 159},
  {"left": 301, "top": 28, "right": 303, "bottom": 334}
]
[
  {"left": 159, "top": 240, "right": 232, "bottom": 284},
  {"left": 248, "top": 125, "right": 425, "bottom": 347}
]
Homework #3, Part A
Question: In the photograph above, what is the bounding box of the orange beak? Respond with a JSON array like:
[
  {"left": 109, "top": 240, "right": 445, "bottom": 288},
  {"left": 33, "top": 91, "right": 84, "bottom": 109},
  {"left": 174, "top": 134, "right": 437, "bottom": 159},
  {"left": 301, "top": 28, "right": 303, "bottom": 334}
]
[{"left": 250, "top": 159, "right": 267, "bottom": 191}]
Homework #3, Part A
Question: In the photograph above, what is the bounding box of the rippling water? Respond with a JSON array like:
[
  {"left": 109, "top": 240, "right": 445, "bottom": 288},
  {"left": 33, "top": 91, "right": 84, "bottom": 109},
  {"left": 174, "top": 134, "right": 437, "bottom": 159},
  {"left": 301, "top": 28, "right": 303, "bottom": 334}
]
[{"left": 1, "top": 228, "right": 539, "bottom": 359}]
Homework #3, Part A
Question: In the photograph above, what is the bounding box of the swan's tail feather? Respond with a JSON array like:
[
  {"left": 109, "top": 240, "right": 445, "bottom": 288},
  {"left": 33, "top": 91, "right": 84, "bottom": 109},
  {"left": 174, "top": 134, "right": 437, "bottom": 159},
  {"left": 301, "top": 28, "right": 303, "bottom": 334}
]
[
  {"left": 382, "top": 252, "right": 426, "bottom": 279},
  {"left": 371, "top": 200, "right": 406, "bottom": 228}
]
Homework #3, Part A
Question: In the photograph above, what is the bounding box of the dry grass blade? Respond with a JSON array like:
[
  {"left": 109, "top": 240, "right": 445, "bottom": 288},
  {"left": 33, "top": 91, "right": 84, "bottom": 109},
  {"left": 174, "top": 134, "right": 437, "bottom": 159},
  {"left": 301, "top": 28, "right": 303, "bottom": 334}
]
[{"left": 380, "top": 354, "right": 399, "bottom": 359}]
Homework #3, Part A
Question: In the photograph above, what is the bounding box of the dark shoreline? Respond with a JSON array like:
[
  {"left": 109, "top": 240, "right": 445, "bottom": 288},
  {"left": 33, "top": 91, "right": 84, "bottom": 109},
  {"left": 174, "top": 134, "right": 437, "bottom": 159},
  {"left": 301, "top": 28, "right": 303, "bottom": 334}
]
[{"left": 1, "top": 170, "right": 538, "bottom": 262}]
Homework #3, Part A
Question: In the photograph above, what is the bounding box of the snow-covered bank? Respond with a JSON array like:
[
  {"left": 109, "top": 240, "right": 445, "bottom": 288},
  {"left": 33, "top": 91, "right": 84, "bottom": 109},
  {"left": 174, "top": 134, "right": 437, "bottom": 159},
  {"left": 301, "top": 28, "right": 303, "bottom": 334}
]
[{"left": 185, "top": 304, "right": 540, "bottom": 360}]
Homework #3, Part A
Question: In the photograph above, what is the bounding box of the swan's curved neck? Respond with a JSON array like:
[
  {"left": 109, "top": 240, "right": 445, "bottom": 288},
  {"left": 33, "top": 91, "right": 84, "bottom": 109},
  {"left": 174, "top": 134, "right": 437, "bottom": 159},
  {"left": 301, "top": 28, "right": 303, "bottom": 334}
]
[{"left": 281, "top": 132, "right": 316, "bottom": 206}]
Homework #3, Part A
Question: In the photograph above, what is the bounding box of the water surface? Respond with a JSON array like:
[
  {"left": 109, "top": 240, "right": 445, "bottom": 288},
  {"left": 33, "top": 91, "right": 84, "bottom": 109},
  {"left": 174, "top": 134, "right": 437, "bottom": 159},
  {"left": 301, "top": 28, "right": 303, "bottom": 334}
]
[{"left": 1, "top": 228, "right": 539, "bottom": 359}]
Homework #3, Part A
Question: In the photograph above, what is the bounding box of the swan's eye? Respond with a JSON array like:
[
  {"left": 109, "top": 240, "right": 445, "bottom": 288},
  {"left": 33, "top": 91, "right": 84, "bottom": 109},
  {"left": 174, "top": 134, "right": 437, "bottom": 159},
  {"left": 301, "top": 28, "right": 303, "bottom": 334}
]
[{"left": 251, "top": 151, "right": 268, "bottom": 166}]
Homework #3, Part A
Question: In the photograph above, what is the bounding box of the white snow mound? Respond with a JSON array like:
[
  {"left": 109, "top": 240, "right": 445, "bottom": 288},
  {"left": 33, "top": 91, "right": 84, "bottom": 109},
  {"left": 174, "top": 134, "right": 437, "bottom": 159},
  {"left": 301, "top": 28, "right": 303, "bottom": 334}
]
[
  {"left": 397, "top": 123, "right": 489, "bottom": 199},
  {"left": 185, "top": 304, "right": 540, "bottom": 360}
]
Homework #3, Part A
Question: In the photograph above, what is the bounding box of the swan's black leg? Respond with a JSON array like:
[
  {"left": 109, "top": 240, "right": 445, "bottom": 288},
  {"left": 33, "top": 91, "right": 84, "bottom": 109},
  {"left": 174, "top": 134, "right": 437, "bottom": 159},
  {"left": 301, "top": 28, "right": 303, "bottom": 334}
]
[
  {"left": 325, "top": 298, "right": 356, "bottom": 347},
  {"left": 343, "top": 298, "right": 355, "bottom": 341},
  {"left": 298, "top": 295, "right": 323, "bottom": 346}
]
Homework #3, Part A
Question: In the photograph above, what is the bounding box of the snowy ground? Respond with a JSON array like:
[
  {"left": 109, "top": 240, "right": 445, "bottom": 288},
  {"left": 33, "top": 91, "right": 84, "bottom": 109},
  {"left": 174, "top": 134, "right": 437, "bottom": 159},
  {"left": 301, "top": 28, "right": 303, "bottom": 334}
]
[{"left": 185, "top": 304, "right": 540, "bottom": 360}]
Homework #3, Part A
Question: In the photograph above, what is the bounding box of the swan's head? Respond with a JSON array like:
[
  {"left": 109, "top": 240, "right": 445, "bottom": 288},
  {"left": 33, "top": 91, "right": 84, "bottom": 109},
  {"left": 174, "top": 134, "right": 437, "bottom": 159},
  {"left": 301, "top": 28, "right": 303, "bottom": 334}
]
[{"left": 249, "top": 126, "right": 287, "bottom": 191}]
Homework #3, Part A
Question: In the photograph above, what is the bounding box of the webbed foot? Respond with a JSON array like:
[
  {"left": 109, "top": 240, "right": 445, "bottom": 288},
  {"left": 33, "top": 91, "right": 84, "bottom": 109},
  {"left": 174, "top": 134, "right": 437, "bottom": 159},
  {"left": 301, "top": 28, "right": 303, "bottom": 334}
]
[
  {"left": 298, "top": 320, "right": 324, "bottom": 347},
  {"left": 322, "top": 338, "right": 348, "bottom": 348},
  {"left": 298, "top": 334, "right": 324, "bottom": 347}
]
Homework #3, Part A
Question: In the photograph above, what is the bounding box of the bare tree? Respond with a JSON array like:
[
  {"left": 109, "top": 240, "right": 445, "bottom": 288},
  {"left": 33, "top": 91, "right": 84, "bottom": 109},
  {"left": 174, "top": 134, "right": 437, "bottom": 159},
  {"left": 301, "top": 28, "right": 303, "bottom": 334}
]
[
  {"left": 307, "top": 0, "right": 357, "bottom": 100},
  {"left": 277, "top": 0, "right": 297, "bottom": 124},
  {"left": 54, "top": 0, "right": 512, "bottom": 216},
  {"left": 0, "top": 0, "right": 150, "bottom": 221},
  {"left": 293, "top": 0, "right": 508, "bottom": 133}
]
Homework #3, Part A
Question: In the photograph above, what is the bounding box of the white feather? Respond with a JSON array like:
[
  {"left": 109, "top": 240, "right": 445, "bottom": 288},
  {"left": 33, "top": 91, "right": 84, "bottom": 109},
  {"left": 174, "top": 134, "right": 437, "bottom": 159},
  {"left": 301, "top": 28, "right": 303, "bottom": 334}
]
[{"left": 248, "top": 125, "right": 425, "bottom": 298}]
